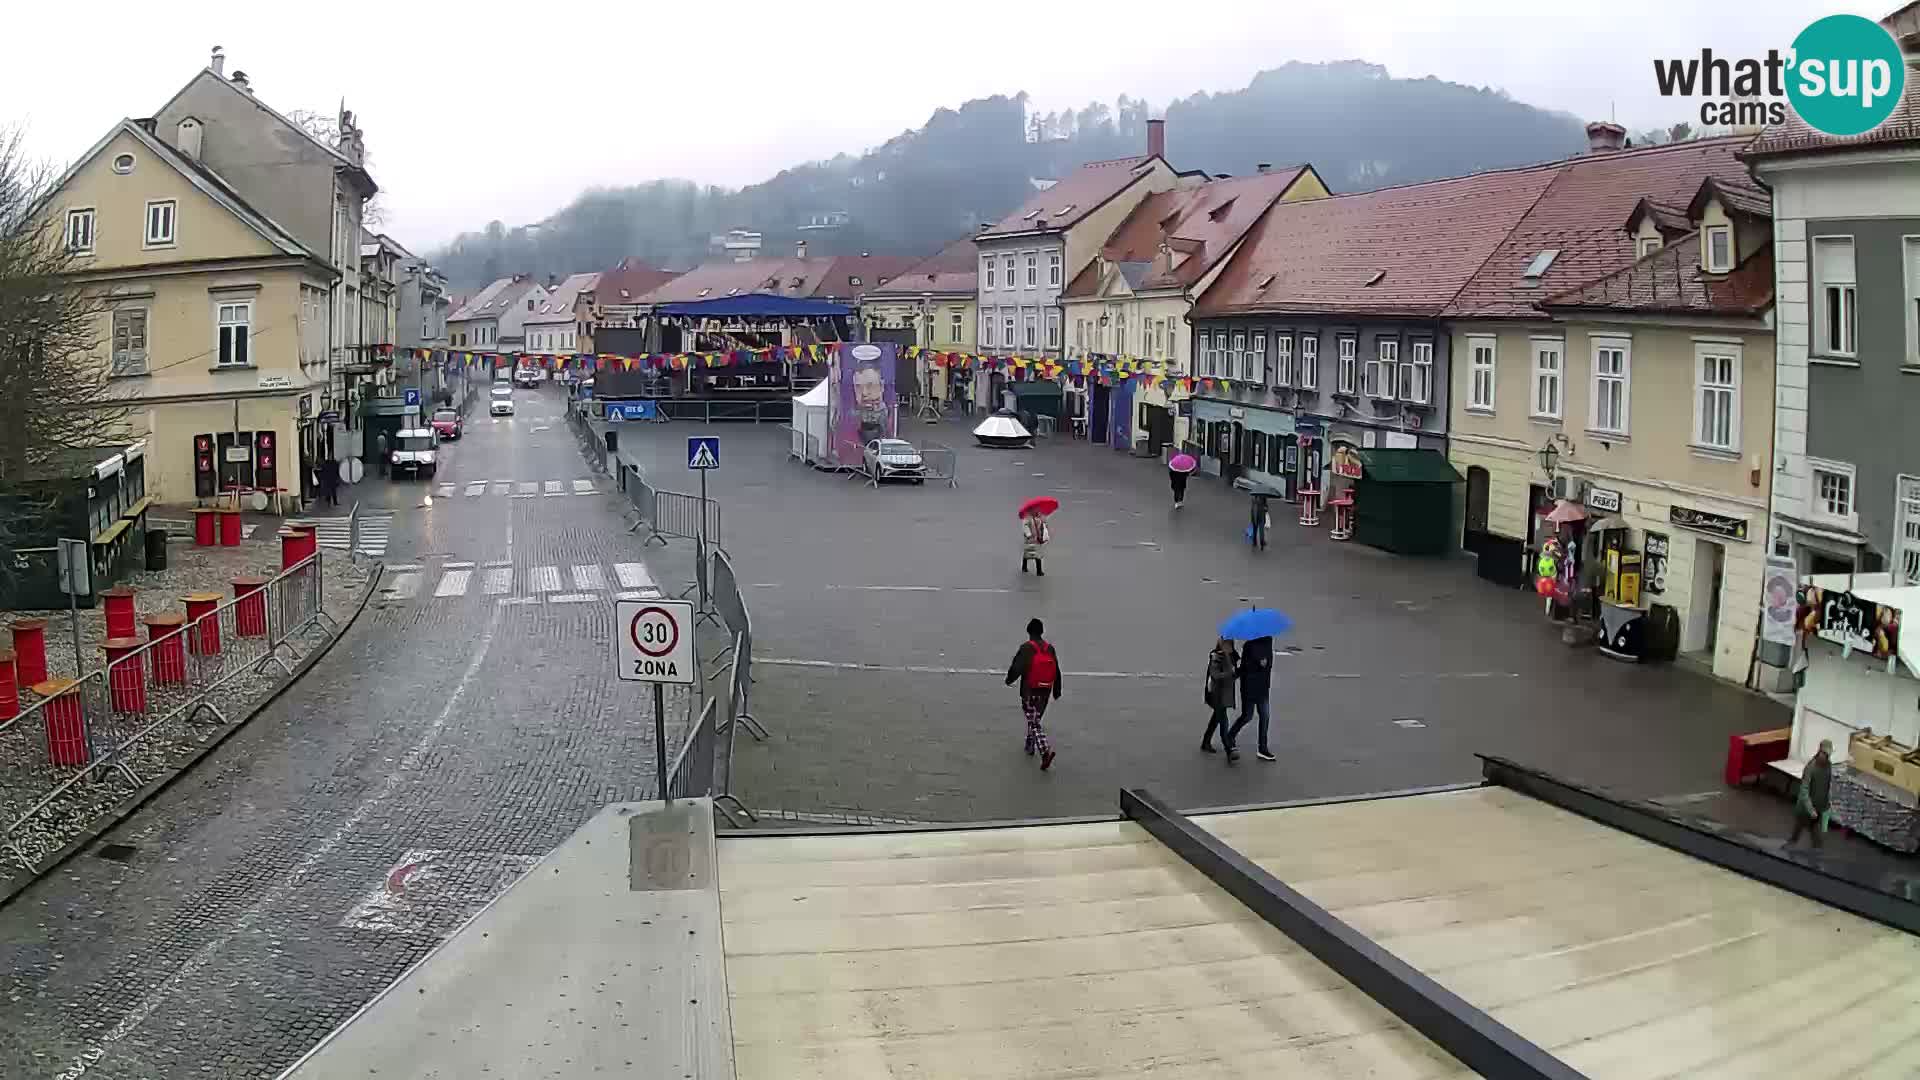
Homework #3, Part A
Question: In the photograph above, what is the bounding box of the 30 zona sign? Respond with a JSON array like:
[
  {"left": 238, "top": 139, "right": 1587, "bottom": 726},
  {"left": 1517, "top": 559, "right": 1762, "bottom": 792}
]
[{"left": 615, "top": 599, "right": 695, "bottom": 684}]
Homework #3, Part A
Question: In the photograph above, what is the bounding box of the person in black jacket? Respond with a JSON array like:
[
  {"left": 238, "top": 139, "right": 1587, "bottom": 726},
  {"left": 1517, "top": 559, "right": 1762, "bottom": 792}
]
[
  {"left": 1006, "top": 618, "right": 1063, "bottom": 770},
  {"left": 1225, "top": 635, "right": 1275, "bottom": 761},
  {"left": 1201, "top": 638, "right": 1239, "bottom": 759}
]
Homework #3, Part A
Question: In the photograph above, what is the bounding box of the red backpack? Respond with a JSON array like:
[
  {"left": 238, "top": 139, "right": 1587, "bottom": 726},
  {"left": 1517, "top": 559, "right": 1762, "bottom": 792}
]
[{"left": 1027, "top": 641, "right": 1058, "bottom": 689}]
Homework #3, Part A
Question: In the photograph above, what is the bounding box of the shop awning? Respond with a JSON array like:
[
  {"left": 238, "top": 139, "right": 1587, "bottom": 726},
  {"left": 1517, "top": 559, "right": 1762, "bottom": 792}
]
[
  {"left": 1355, "top": 448, "right": 1461, "bottom": 484},
  {"left": 1005, "top": 380, "right": 1063, "bottom": 398}
]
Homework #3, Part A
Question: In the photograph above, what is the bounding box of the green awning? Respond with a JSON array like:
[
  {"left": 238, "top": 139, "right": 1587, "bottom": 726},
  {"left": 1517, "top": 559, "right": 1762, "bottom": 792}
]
[
  {"left": 1356, "top": 448, "right": 1461, "bottom": 484},
  {"left": 1006, "top": 381, "right": 1063, "bottom": 399}
]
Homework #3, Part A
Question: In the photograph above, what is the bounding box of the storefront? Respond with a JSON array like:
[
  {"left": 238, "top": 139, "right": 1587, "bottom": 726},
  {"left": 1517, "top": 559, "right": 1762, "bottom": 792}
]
[{"left": 1189, "top": 399, "right": 1298, "bottom": 493}]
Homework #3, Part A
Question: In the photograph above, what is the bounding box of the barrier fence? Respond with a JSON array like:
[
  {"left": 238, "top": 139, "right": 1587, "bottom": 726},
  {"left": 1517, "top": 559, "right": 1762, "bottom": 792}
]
[{"left": 0, "top": 552, "right": 334, "bottom": 868}]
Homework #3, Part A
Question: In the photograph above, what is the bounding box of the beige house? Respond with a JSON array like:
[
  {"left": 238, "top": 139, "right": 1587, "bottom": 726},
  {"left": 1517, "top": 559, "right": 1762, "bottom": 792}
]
[
  {"left": 1449, "top": 171, "right": 1776, "bottom": 684},
  {"left": 1062, "top": 165, "right": 1328, "bottom": 448},
  {"left": 865, "top": 236, "right": 980, "bottom": 399},
  {"left": 41, "top": 119, "right": 338, "bottom": 505}
]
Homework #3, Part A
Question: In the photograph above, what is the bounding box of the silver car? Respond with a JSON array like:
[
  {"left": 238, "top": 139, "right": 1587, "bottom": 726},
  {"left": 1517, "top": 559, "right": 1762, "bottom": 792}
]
[{"left": 863, "top": 438, "right": 925, "bottom": 483}]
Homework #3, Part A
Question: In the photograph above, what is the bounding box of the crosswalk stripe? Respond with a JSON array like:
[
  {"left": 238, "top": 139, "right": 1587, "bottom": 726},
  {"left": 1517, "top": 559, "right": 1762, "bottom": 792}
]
[
  {"left": 483, "top": 568, "right": 512, "bottom": 594},
  {"left": 571, "top": 565, "right": 605, "bottom": 590},
  {"left": 289, "top": 514, "right": 392, "bottom": 557},
  {"left": 493, "top": 482, "right": 512, "bottom": 497},
  {"left": 542, "top": 480, "right": 564, "bottom": 497},
  {"left": 529, "top": 566, "right": 562, "bottom": 593},
  {"left": 436, "top": 483, "right": 455, "bottom": 497},
  {"left": 616, "top": 589, "right": 664, "bottom": 601},
  {"left": 385, "top": 572, "right": 420, "bottom": 599},
  {"left": 434, "top": 569, "right": 471, "bottom": 597},
  {"left": 572, "top": 479, "right": 595, "bottom": 495},
  {"left": 548, "top": 593, "right": 597, "bottom": 604},
  {"left": 613, "top": 563, "right": 654, "bottom": 590},
  {"left": 517, "top": 482, "right": 538, "bottom": 495},
  {"left": 465, "top": 482, "right": 487, "bottom": 497}
]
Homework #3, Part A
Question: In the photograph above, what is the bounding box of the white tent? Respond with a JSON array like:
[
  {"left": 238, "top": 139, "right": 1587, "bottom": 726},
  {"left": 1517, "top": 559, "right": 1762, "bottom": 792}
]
[{"left": 792, "top": 381, "right": 832, "bottom": 465}]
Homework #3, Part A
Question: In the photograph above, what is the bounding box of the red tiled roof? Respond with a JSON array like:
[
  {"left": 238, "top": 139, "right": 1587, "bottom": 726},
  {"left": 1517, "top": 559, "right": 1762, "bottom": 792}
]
[
  {"left": 1194, "top": 163, "right": 1564, "bottom": 319},
  {"left": 1063, "top": 167, "right": 1316, "bottom": 298},
  {"left": 1442, "top": 135, "right": 1758, "bottom": 318},
  {"left": 977, "top": 156, "right": 1161, "bottom": 239},
  {"left": 869, "top": 236, "right": 980, "bottom": 296},
  {"left": 1744, "top": 64, "right": 1920, "bottom": 158},
  {"left": 595, "top": 258, "right": 682, "bottom": 305},
  {"left": 1540, "top": 232, "right": 1774, "bottom": 317},
  {"left": 810, "top": 254, "right": 920, "bottom": 301},
  {"left": 632, "top": 258, "right": 835, "bottom": 305}
]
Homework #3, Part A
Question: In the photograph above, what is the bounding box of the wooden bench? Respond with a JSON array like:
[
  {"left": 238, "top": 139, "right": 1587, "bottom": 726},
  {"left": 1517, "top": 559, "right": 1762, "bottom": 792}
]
[{"left": 1725, "top": 727, "right": 1791, "bottom": 787}]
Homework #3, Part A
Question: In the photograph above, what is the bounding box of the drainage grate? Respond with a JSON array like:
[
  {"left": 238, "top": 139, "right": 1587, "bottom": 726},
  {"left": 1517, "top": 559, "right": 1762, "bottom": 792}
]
[{"left": 95, "top": 843, "right": 138, "bottom": 862}]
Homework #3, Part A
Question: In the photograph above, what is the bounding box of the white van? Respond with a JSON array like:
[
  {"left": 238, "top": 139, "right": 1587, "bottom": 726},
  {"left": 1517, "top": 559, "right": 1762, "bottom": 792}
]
[{"left": 390, "top": 428, "right": 438, "bottom": 478}]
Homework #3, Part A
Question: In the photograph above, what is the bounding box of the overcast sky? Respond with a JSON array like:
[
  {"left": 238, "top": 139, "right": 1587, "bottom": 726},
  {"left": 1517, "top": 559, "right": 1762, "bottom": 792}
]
[{"left": 2, "top": 1, "right": 1867, "bottom": 252}]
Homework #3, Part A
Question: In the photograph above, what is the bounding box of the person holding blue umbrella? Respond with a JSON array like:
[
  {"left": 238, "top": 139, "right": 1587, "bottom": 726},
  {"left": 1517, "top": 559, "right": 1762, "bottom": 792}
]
[{"left": 1218, "top": 607, "right": 1292, "bottom": 762}]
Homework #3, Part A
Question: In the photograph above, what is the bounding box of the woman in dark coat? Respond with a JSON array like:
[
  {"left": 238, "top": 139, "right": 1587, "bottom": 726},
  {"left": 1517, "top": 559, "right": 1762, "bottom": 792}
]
[
  {"left": 1226, "top": 635, "right": 1274, "bottom": 761},
  {"left": 1201, "top": 638, "right": 1239, "bottom": 759}
]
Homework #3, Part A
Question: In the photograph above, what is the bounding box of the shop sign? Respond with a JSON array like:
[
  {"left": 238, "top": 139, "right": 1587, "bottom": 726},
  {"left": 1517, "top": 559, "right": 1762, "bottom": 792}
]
[
  {"left": 1669, "top": 504, "right": 1749, "bottom": 542},
  {"left": 1330, "top": 443, "right": 1363, "bottom": 479},
  {"left": 1643, "top": 532, "right": 1669, "bottom": 595},
  {"left": 258, "top": 374, "right": 293, "bottom": 390},
  {"left": 1585, "top": 486, "right": 1623, "bottom": 513},
  {"left": 1228, "top": 407, "right": 1245, "bottom": 420},
  {"left": 1800, "top": 585, "right": 1901, "bottom": 660}
]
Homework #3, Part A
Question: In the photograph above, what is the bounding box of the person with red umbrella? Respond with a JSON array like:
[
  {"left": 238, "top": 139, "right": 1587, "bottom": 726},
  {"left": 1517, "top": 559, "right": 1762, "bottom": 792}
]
[{"left": 1019, "top": 496, "right": 1057, "bottom": 576}]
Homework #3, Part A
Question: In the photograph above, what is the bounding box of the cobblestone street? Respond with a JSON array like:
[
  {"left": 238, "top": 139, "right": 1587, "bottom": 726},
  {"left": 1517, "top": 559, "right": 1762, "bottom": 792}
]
[{"left": 0, "top": 385, "right": 687, "bottom": 1079}]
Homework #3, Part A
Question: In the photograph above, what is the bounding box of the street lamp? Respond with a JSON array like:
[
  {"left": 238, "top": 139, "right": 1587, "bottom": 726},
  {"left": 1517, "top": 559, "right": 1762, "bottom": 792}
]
[{"left": 1537, "top": 433, "right": 1573, "bottom": 477}]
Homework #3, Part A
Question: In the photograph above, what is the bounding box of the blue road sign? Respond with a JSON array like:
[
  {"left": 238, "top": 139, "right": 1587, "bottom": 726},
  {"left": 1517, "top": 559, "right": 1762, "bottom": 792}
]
[
  {"left": 606, "top": 401, "right": 657, "bottom": 422},
  {"left": 687, "top": 436, "right": 721, "bottom": 470},
  {"left": 403, "top": 388, "right": 422, "bottom": 408}
]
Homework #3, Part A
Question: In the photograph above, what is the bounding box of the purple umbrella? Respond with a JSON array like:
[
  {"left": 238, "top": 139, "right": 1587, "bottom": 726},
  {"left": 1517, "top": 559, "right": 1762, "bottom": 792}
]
[{"left": 1168, "top": 453, "right": 1198, "bottom": 474}]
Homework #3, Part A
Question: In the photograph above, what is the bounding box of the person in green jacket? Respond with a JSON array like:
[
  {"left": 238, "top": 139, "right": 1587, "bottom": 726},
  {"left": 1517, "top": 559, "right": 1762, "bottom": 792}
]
[{"left": 1789, "top": 739, "right": 1834, "bottom": 848}]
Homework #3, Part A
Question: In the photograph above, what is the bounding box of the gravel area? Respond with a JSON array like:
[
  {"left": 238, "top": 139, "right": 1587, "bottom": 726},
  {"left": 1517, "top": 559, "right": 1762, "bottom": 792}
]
[{"left": 0, "top": 535, "right": 373, "bottom": 874}]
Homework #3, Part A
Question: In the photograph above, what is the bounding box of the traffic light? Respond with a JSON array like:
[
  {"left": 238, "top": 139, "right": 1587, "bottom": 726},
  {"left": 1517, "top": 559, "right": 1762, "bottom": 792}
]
[
  {"left": 253, "top": 430, "right": 277, "bottom": 491},
  {"left": 193, "top": 433, "right": 215, "bottom": 498}
]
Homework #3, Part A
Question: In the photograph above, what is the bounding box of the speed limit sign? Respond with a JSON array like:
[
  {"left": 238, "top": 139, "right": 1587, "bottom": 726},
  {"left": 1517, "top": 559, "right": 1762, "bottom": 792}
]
[{"left": 615, "top": 599, "right": 694, "bottom": 684}]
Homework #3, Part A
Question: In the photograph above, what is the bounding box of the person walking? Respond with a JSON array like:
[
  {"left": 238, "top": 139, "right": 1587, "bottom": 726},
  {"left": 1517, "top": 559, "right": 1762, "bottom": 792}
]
[
  {"left": 1248, "top": 491, "right": 1271, "bottom": 549},
  {"left": 1170, "top": 468, "right": 1190, "bottom": 510},
  {"left": 1201, "top": 638, "right": 1239, "bottom": 759},
  {"left": 1005, "top": 618, "right": 1063, "bottom": 770},
  {"left": 1788, "top": 739, "right": 1834, "bottom": 848},
  {"left": 374, "top": 431, "right": 390, "bottom": 478},
  {"left": 318, "top": 459, "right": 340, "bottom": 507},
  {"left": 1225, "top": 635, "right": 1275, "bottom": 761},
  {"left": 1020, "top": 511, "right": 1050, "bottom": 576}
]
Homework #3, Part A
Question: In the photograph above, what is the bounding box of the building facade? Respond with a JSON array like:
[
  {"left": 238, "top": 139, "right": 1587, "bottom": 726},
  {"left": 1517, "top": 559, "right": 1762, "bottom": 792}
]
[
  {"left": 524, "top": 273, "right": 600, "bottom": 354},
  {"left": 866, "top": 236, "right": 982, "bottom": 399},
  {"left": 446, "top": 275, "right": 548, "bottom": 352}
]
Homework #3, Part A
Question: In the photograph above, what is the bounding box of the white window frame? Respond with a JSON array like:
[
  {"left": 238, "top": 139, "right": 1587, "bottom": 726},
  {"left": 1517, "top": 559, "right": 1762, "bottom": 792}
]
[
  {"left": 1025, "top": 251, "right": 1038, "bottom": 287},
  {"left": 1530, "top": 337, "right": 1563, "bottom": 420},
  {"left": 1692, "top": 341, "right": 1741, "bottom": 453},
  {"left": 1116, "top": 319, "right": 1127, "bottom": 358},
  {"left": 1588, "top": 336, "right": 1631, "bottom": 435},
  {"left": 1203, "top": 331, "right": 1218, "bottom": 377},
  {"left": 1365, "top": 338, "right": 1398, "bottom": 398},
  {"left": 1045, "top": 309, "right": 1059, "bottom": 350},
  {"left": 1273, "top": 334, "right": 1294, "bottom": 387},
  {"left": 1897, "top": 475, "right": 1920, "bottom": 586},
  {"left": 983, "top": 257, "right": 995, "bottom": 291},
  {"left": 143, "top": 199, "right": 177, "bottom": 248},
  {"left": 949, "top": 309, "right": 963, "bottom": 344},
  {"left": 1466, "top": 334, "right": 1496, "bottom": 412},
  {"left": 65, "top": 207, "right": 95, "bottom": 254},
  {"left": 215, "top": 299, "right": 253, "bottom": 367},
  {"left": 1336, "top": 336, "right": 1357, "bottom": 394},
  {"left": 111, "top": 305, "right": 149, "bottom": 376},
  {"left": 1250, "top": 332, "right": 1267, "bottom": 385},
  {"left": 1003, "top": 313, "right": 1015, "bottom": 350},
  {"left": 1229, "top": 331, "right": 1246, "bottom": 381},
  {"left": 1704, "top": 225, "right": 1733, "bottom": 273},
  {"left": 1048, "top": 251, "right": 1062, "bottom": 287},
  {"left": 1903, "top": 235, "right": 1919, "bottom": 368},
  {"left": 1808, "top": 458, "right": 1857, "bottom": 532},
  {"left": 1637, "top": 235, "right": 1662, "bottom": 259},
  {"left": 1001, "top": 256, "right": 1015, "bottom": 288},
  {"left": 1402, "top": 339, "right": 1433, "bottom": 405},
  {"left": 981, "top": 311, "right": 994, "bottom": 347},
  {"left": 1813, "top": 235, "right": 1857, "bottom": 358},
  {"left": 1023, "top": 310, "right": 1037, "bottom": 349},
  {"left": 1298, "top": 335, "right": 1318, "bottom": 390}
]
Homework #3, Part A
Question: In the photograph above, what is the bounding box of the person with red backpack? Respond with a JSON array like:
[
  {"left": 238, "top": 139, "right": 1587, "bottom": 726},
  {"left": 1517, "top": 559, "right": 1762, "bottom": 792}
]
[{"left": 1005, "top": 618, "right": 1064, "bottom": 770}]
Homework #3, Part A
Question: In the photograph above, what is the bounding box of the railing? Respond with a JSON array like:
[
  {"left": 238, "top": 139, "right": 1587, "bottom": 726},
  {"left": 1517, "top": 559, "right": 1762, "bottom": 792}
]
[
  {"left": 920, "top": 445, "right": 958, "bottom": 487},
  {"left": 658, "top": 398, "right": 792, "bottom": 424},
  {"left": 648, "top": 491, "right": 723, "bottom": 551},
  {"left": 0, "top": 552, "right": 334, "bottom": 869}
]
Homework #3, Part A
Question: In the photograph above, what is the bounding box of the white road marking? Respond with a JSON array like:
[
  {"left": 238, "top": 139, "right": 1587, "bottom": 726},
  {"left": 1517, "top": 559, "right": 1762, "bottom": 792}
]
[
  {"left": 496, "top": 597, "right": 540, "bottom": 606},
  {"left": 516, "top": 481, "right": 538, "bottom": 495},
  {"left": 542, "top": 480, "right": 564, "bottom": 497},
  {"left": 547, "top": 592, "right": 597, "bottom": 604},
  {"left": 383, "top": 563, "right": 423, "bottom": 573},
  {"left": 435, "top": 483, "right": 455, "bottom": 497},
  {"left": 755, "top": 657, "right": 1189, "bottom": 679},
  {"left": 571, "top": 479, "right": 595, "bottom": 494},
  {"left": 827, "top": 584, "right": 940, "bottom": 592},
  {"left": 615, "top": 590, "right": 664, "bottom": 600},
  {"left": 482, "top": 568, "right": 512, "bottom": 595},
  {"left": 613, "top": 563, "right": 654, "bottom": 590},
  {"left": 444, "top": 561, "right": 475, "bottom": 569},
  {"left": 433, "top": 569, "right": 471, "bottom": 597},
  {"left": 52, "top": 607, "right": 504, "bottom": 1079},
  {"left": 465, "top": 482, "right": 487, "bottom": 497},
  {"left": 483, "top": 559, "right": 513, "bottom": 568},
  {"left": 493, "top": 482, "right": 512, "bottom": 497},
  {"left": 528, "top": 566, "right": 562, "bottom": 593},
  {"left": 384, "top": 572, "right": 420, "bottom": 599},
  {"left": 570, "top": 565, "right": 606, "bottom": 590},
  {"left": 953, "top": 587, "right": 1013, "bottom": 594}
]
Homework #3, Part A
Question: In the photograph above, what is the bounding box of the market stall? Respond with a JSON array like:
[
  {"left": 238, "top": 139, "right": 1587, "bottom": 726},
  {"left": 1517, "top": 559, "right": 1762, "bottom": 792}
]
[{"left": 1348, "top": 448, "right": 1460, "bottom": 555}]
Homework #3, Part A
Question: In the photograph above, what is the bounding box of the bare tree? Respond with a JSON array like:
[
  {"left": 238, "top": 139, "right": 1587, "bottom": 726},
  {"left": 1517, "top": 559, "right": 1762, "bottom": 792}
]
[
  {"left": 0, "top": 126, "right": 129, "bottom": 588},
  {"left": 287, "top": 108, "right": 386, "bottom": 227}
]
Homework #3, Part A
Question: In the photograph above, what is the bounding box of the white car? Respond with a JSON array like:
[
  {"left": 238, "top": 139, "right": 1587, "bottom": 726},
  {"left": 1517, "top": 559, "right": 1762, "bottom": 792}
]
[
  {"left": 863, "top": 438, "right": 926, "bottom": 483},
  {"left": 490, "top": 386, "right": 515, "bottom": 416}
]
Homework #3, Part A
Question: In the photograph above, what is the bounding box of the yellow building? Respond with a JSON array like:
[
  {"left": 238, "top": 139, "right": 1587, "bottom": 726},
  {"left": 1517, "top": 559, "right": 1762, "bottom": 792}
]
[
  {"left": 865, "top": 237, "right": 980, "bottom": 400},
  {"left": 40, "top": 119, "right": 337, "bottom": 506},
  {"left": 1448, "top": 178, "right": 1776, "bottom": 683},
  {"left": 1062, "top": 165, "right": 1328, "bottom": 448}
]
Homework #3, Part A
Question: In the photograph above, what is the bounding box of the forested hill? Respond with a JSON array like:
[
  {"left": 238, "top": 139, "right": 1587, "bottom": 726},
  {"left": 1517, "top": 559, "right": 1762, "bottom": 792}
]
[{"left": 432, "top": 61, "right": 1589, "bottom": 289}]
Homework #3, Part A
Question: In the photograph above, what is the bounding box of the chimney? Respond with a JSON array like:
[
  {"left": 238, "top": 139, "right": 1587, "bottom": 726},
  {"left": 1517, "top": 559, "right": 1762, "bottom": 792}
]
[
  {"left": 1585, "top": 120, "right": 1627, "bottom": 153},
  {"left": 1146, "top": 118, "right": 1166, "bottom": 159},
  {"left": 1256, "top": 163, "right": 1272, "bottom": 174},
  {"left": 209, "top": 46, "right": 225, "bottom": 76},
  {"left": 230, "top": 70, "right": 251, "bottom": 94},
  {"left": 177, "top": 117, "right": 203, "bottom": 161}
]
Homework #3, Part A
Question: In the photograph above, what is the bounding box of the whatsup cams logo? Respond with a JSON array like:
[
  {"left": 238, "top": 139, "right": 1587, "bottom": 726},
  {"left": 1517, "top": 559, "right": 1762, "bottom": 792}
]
[{"left": 1653, "top": 14, "right": 1907, "bottom": 136}]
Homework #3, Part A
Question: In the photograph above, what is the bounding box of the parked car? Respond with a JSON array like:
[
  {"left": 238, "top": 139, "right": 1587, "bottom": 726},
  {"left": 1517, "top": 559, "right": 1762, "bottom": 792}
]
[
  {"left": 490, "top": 385, "right": 515, "bottom": 416},
  {"left": 514, "top": 367, "right": 542, "bottom": 388},
  {"left": 390, "top": 429, "right": 438, "bottom": 478},
  {"left": 863, "top": 438, "right": 926, "bottom": 483},
  {"left": 430, "top": 408, "right": 463, "bottom": 440}
]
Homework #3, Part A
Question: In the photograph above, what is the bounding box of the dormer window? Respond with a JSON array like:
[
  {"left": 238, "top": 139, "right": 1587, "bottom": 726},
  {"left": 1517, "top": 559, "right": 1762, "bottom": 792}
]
[
  {"left": 849, "top": 276, "right": 862, "bottom": 287},
  {"left": 697, "top": 288, "right": 711, "bottom": 298},
  {"left": 1637, "top": 236, "right": 1663, "bottom": 259},
  {"left": 1704, "top": 225, "right": 1733, "bottom": 273},
  {"left": 1054, "top": 205, "right": 1075, "bottom": 217},
  {"left": 1023, "top": 209, "right": 1042, "bottom": 221},
  {"left": 1522, "top": 249, "right": 1560, "bottom": 280},
  {"left": 1364, "top": 270, "right": 1386, "bottom": 287},
  {"left": 1207, "top": 198, "right": 1236, "bottom": 222}
]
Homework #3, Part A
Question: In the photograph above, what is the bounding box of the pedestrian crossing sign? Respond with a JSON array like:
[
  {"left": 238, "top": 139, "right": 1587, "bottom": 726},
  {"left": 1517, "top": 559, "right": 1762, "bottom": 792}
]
[{"left": 686, "top": 436, "right": 721, "bottom": 470}]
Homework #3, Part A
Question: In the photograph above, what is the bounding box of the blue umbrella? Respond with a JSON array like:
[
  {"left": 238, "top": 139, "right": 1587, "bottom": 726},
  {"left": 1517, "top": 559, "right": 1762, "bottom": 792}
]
[{"left": 1219, "top": 607, "right": 1293, "bottom": 641}]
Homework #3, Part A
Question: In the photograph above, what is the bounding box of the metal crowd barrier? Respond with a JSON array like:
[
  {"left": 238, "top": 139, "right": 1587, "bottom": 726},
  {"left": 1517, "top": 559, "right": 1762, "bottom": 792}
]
[
  {"left": 0, "top": 552, "right": 333, "bottom": 868},
  {"left": 707, "top": 550, "right": 767, "bottom": 741},
  {"left": 659, "top": 398, "right": 793, "bottom": 425},
  {"left": 648, "top": 490, "right": 722, "bottom": 551}
]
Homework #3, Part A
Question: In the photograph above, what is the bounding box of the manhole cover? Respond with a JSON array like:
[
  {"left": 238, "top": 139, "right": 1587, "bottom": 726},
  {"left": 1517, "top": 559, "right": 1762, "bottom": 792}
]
[{"left": 95, "top": 843, "right": 138, "bottom": 862}]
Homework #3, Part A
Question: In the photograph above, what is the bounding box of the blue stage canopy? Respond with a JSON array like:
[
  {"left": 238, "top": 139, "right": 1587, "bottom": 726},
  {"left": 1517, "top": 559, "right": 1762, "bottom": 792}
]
[{"left": 655, "top": 294, "right": 853, "bottom": 318}]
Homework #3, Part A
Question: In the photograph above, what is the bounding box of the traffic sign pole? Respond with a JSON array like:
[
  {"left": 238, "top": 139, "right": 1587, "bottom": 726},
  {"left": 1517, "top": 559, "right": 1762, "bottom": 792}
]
[
  {"left": 614, "top": 598, "right": 696, "bottom": 801},
  {"left": 653, "top": 683, "right": 668, "bottom": 801}
]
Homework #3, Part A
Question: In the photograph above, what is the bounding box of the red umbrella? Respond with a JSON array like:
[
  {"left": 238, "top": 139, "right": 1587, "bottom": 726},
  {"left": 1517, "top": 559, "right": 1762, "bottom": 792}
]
[{"left": 1018, "top": 495, "right": 1060, "bottom": 518}]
